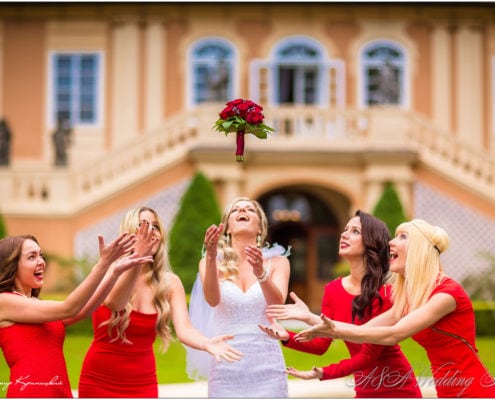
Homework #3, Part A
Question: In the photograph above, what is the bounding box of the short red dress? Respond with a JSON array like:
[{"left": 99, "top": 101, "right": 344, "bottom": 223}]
[
  {"left": 284, "top": 278, "right": 421, "bottom": 398},
  {"left": 412, "top": 276, "right": 495, "bottom": 398},
  {"left": 78, "top": 304, "right": 158, "bottom": 398},
  {"left": 0, "top": 299, "right": 73, "bottom": 398}
]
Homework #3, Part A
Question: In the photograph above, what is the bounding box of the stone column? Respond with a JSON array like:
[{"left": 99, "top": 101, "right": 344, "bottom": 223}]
[
  {"left": 111, "top": 21, "right": 140, "bottom": 146},
  {"left": 432, "top": 23, "right": 452, "bottom": 133},
  {"left": 144, "top": 21, "right": 164, "bottom": 132},
  {"left": 455, "top": 21, "right": 484, "bottom": 149}
]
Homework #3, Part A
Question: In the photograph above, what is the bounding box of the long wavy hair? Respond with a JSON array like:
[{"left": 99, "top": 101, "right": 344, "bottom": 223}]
[
  {"left": 217, "top": 197, "right": 268, "bottom": 282},
  {"left": 351, "top": 210, "right": 391, "bottom": 322},
  {"left": 388, "top": 219, "right": 449, "bottom": 319},
  {"left": 102, "top": 207, "right": 174, "bottom": 351},
  {"left": 0, "top": 235, "right": 42, "bottom": 298}
]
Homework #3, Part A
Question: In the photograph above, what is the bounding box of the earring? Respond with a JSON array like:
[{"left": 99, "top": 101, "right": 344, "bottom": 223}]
[
  {"left": 256, "top": 233, "right": 262, "bottom": 248},
  {"left": 224, "top": 233, "right": 231, "bottom": 246}
]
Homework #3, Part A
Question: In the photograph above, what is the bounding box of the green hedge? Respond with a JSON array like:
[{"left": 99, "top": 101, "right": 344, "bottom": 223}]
[{"left": 473, "top": 300, "right": 495, "bottom": 336}]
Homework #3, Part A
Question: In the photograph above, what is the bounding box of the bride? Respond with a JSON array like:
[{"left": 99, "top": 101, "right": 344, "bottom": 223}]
[{"left": 186, "top": 197, "right": 291, "bottom": 398}]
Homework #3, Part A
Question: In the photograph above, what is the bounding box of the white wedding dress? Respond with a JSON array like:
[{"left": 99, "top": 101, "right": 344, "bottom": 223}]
[
  {"left": 185, "top": 267, "right": 288, "bottom": 398},
  {"left": 207, "top": 279, "right": 288, "bottom": 398}
]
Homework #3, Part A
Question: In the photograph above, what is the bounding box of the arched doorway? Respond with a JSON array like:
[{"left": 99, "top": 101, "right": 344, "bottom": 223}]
[{"left": 258, "top": 188, "right": 341, "bottom": 311}]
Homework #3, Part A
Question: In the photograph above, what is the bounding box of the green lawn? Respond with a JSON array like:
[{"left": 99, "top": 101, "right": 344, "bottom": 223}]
[{"left": 1, "top": 331, "right": 495, "bottom": 397}]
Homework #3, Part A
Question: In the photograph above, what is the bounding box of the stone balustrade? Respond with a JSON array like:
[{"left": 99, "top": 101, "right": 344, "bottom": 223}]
[{"left": 0, "top": 105, "right": 493, "bottom": 215}]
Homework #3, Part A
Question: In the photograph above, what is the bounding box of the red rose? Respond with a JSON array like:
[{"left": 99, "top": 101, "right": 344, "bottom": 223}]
[
  {"left": 245, "top": 111, "right": 264, "bottom": 124},
  {"left": 214, "top": 98, "right": 273, "bottom": 162},
  {"left": 219, "top": 105, "right": 234, "bottom": 119},
  {"left": 228, "top": 99, "right": 244, "bottom": 107}
]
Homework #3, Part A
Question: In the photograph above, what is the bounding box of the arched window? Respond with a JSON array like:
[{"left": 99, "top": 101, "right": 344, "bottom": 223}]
[
  {"left": 273, "top": 37, "right": 325, "bottom": 105},
  {"left": 361, "top": 40, "right": 406, "bottom": 106},
  {"left": 250, "top": 36, "right": 344, "bottom": 108},
  {"left": 189, "top": 38, "right": 235, "bottom": 105}
]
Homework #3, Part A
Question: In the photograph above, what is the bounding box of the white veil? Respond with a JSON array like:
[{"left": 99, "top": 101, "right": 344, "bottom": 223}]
[{"left": 184, "top": 273, "right": 215, "bottom": 380}]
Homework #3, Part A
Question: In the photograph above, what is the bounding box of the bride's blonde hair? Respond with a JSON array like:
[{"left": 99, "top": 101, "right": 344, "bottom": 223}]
[
  {"left": 101, "top": 206, "right": 174, "bottom": 352},
  {"left": 389, "top": 219, "right": 450, "bottom": 319},
  {"left": 217, "top": 197, "right": 268, "bottom": 282}
]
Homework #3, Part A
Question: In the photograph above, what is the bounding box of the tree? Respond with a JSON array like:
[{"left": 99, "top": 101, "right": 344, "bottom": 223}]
[
  {"left": 168, "top": 172, "right": 222, "bottom": 292},
  {"left": 372, "top": 181, "right": 407, "bottom": 236},
  {"left": 0, "top": 209, "right": 7, "bottom": 239}
]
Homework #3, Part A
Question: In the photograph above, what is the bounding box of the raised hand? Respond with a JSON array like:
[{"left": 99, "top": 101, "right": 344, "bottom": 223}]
[
  {"left": 245, "top": 244, "right": 265, "bottom": 278},
  {"left": 204, "top": 334, "right": 244, "bottom": 362},
  {"left": 133, "top": 220, "right": 157, "bottom": 257},
  {"left": 266, "top": 291, "right": 311, "bottom": 323},
  {"left": 204, "top": 223, "right": 224, "bottom": 255},
  {"left": 258, "top": 318, "right": 290, "bottom": 341},
  {"left": 285, "top": 366, "right": 323, "bottom": 380},
  {"left": 295, "top": 314, "right": 337, "bottom": 342},
  {"left": 98, "top": 233, "right": 136, "bottom": 266}
]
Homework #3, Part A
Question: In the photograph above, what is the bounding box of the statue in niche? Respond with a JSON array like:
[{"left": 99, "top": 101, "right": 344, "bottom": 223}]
[
  {"left": 375, "top": 59, "right": 400, "bottom": 104},
  {"left": 207, "top": 58, "right": 229, "bottom": 102},
  {"left": 53, "top": 115, "right": 73, "bottom": 167},
  {"left": 0, "top": 118, "right": 11, "bottom": 166}
]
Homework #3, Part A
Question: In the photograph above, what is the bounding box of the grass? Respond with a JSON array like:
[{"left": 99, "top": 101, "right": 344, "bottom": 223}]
[
  {"left": 1, "top": 330, "right": 495, "bottom": 397},
  {"left": 1, "top": 293, "right": 495, "bottom": 396}
]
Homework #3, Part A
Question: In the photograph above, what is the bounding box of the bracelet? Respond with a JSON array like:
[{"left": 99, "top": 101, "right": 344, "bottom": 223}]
[{"left": 257, "top": 265, "right": 270, "bottom": 283}]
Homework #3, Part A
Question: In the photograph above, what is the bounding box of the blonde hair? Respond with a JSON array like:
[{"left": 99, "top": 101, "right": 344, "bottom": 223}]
[
  {"left": 389, "top": 219, "right": 450, "bottom": 319},
  {"left": 103, "top": 206, "right": 174, "bottom": 352},
  {"left": 217, "top": 197, "right": 268, "bottom": 282}
]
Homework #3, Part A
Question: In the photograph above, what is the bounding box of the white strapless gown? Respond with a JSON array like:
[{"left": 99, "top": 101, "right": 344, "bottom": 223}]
[{"left": 208, "top": 280, "right": 288, "bottom": 398}]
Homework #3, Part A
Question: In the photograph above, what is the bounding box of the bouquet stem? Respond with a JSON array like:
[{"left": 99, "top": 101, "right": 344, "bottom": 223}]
[{"left": 235, "top": 130, "right": 245, "bottom": 162}]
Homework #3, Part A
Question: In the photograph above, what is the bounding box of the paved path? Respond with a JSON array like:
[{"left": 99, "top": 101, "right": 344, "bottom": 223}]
[
  {"left": 157, "top": 379, "right": 353, "bottom": 398},
  {"left": 156, "top": 378, "right": 437, "bottom": 398},
  {"left": 73, "top": 377, "right": 436, "bottom": 398}
]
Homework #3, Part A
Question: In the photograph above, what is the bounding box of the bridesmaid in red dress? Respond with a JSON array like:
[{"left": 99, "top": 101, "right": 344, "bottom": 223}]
[
  {"left": 261, "top": 210, "right": 421, "bottom": 398},
  {"left": 296, "top": 219, "right": 495, "bottom": 398},
  {"left": 0, "top": 230, "right": 154, "bottom": 398},
  {"left": 78, "top": 206, "right": 242, "bottom": 398}
]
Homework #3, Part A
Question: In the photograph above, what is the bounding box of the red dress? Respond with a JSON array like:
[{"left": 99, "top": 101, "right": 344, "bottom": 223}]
[
  {"left": 0, "top": 299, "right": 72, "bottom": 398},
  {"left": 284, "top": 278, "right": 421, "bottom": 398},
  {"left": 78, "top": 304, "right": 158, "bottom": 398},
  {"left": 412, "top": 276, "right": 495, "bottom": 398}
]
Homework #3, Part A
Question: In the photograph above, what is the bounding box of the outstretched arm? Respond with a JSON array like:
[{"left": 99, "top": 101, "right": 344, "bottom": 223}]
[
  {"left": 296, "top": 293, "right": 456, "bottom": 346},
  {"left": 286, "top": 342, "right": 387, "bottom": 381},
  {"left": 169, "top": 273, "right": 243, "bottom": 363},
  {"left": 63, "top": 253, "right": 153, "bottom": 326},
  {"left": 266, "top": 291, "right": 322, "bottom": 325},
  {"left": 0, "top": 233, "right": 136, "bottom": 324}
]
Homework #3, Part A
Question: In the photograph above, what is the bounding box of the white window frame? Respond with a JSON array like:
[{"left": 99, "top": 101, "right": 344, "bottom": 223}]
[
  {"left": 47, "top": 51, "right": 104, "bottom": 130},
  {"left": 358, "top": 39, "right": 409, "bottom": 109},
  {"left": 186, "top": 37, "right": 238, "bottom": 109},
  {"left": 271, "top": 36, "right": 327, "bottom": 106},
  {"left": 250, "top": 35, "right": 345, "bottom": 108}
]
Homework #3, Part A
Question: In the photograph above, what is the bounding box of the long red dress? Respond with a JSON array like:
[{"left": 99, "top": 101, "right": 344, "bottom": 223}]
[
  {"left": 0, "top": 296, "right": 72, "bottom": 398},
  {"left": 78, "top": 304, "right": 158, "bottom": 398},
  {"left": 284, "top": 278, "right": 421, "bottom": 398},
  {"left": 412, "top": 276, "right": 495, "bottom": 398}
]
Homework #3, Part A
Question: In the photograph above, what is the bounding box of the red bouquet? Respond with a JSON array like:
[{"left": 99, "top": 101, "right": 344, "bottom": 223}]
[{"left": 213, "top": 98, "right": 274, "bottom": 162}]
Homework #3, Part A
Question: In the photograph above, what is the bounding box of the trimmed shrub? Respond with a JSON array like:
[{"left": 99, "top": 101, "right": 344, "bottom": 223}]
[
  {"left": 168, "top": 172, "right": 222, "bottom": 292},
  {"left": 372, "top": 181, "right": 407, "bottom": 236},
  {"left": 0, "top": 209, "right": 7, "bottom": 239},
  {"left": 473, "top": 300, "right": 495, "bottom": 336}
]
